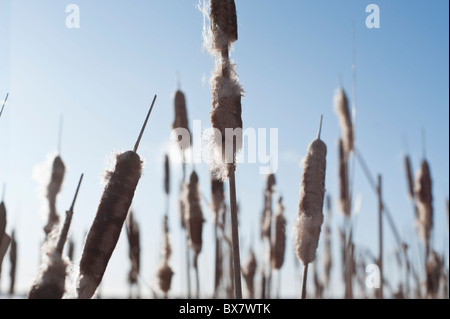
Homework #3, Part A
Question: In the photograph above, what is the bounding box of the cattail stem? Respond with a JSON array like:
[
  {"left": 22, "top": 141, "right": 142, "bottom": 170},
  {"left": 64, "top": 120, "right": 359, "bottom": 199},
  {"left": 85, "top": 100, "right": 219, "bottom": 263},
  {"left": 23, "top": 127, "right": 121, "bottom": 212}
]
[
  {"left": 55, "top": 174, "right": 83, "bottom": 256},
  {"left": 134, "top": 95, "right": 157, "bottom": 153},
  {"left": 377, "top": 175, "right": 384, "bottom": 299},
  {"left": 0, "top": 93, "right": 8, "bottom": 119},
  {"left": 301, "top": 264, "right": 309, "bottom": 299},
  {"left": 229, "top": 167, "right": 242, "bottom": 299}
]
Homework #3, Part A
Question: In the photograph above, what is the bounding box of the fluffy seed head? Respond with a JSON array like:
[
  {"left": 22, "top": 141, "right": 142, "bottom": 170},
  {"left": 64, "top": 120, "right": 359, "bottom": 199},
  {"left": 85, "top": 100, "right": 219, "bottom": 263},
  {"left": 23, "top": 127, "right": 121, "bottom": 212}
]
[
  {"left": 296, "top": 135, "right": 327, "bottom": 266},
  {"left": 338, "top": 138, "right": 350, "bottom": 217},
  {"left": 415, "top": 160, "right": 433, "bottom": 241},
  {"left": 186, "top": 171, "right": 205, "bottom": 256},
  {"left": 211, "top": 176, "right": 225, "bottom": 222},
  {"left": 210, "top": 68, "right": 244, "bottom": 180},
  {"left": 271, "top": 197, "right": 286, "bottom": 270},
  {"left": 126, "top": 211, "right": 140, "bottom": 284},
  {"left": 157, "top": 260, "right": 174, "bottom": 294},
  {"left": 242, "top": 249, "right": 257, "bottom": 298},
  {"left": 334, "top": 88, "right": 353, "bottom": 155}
]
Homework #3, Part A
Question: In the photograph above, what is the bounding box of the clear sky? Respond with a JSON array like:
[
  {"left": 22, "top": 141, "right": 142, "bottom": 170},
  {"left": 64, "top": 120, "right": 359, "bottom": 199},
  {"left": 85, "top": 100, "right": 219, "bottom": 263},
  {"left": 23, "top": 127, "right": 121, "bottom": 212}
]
[{"left": 0, "top": 0, "right": 448, "bottom": 298}]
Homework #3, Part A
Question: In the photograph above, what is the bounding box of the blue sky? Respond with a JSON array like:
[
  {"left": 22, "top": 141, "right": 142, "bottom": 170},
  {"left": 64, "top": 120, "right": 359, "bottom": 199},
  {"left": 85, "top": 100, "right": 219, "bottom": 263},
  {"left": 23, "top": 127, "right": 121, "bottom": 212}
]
[{"left": 0, "top": 0, "right": 448, "bottom": 298}]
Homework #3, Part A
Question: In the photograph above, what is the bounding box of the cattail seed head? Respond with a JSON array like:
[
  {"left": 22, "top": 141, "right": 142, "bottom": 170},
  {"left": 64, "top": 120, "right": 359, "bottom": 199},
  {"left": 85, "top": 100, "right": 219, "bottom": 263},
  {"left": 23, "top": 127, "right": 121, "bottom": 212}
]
[
  {"left": 404, "top": 155, "right": 415, "bottom": 200},
  {"left": 210, "top": 0, "right": 238, "bottom": 51},
  {"left": 426, "top": 251, "right": 443, "bottom": 298},
  {"left": 210, "top": 69, "right": 244, "bottom": 180},
  {"left": 338, "top": 138, "right": 350, "bottom": 217},
  {"left": 162, "top": 215, "right": 172, "bottom": 262},
  {"left": 296, "top": 128, "right": 327, "bottom": 266},
  {"left": 415, "top": 160, "right": 433, "bottom": 241},
  {"left": 164, "top": 154, "right": 170, "bottom": 196},
  {"left": 186, "top": 171, "right": 205, "bottom": 257},
  {"left": 0, "top": 201, "right": 6, "bottom": 243},
  {"left": 45, "top": 156, "right": 66, "bottom": 235},
  {"left": 334, "top": 88, "right": 353, "bottom": 155},
  {"left": 157, "top": 260, "right": 174, "bottom": 295},
  {"left": 173, "top": 90, "right": 190, "bottom": 134},
  {"left": 271, "top": 197, "right": 286, "bottom": 270},
  {"left": 9, "top": 230, "right": 17, "bottom": 296},
  {"left": 126, "top": 211, "right": 140, "bottom": 285},
  {"left": 242, "top": 249, "right": 257, "bottom": 298},
  {"left": 211, "top": 176, "right": 225, "bottom": 222}
]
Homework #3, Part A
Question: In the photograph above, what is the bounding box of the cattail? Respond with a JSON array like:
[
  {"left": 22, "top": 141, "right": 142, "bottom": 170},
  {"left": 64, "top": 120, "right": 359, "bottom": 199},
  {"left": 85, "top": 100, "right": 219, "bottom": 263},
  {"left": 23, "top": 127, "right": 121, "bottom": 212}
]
[
  {"left": 296, "top": 116, "right": 327, "bottom": 298},
  {"left": 313, "top": 262, "right": 324, "bottom": 299},
  {"left": 44, "top": 155, "right": 65, "bottom": 236},
  {"left": 261, "top": 174, "right": 276, "bottom": 240},
  {"left": 404, "top": 155, "right": 415, "bottom": 200},
  {"left": 67, "top": 238, "right": 74, "bottom": 262},
  {"left": 126, "top": 210, "right": 140, "bottom": 286},
  {"left": 323, "top": 195, "right": 332, "bottom": 287},
  {"left": 186, "top": 171, "right": 204, "bottom": 298},
  {"left": 77, "top": 96, "right": 157, "bottom": 299},
  {"left": 338, "top": 139, "right": 350, "bottom": 217},
  {"left": 179, "top": 182, "right": 188, "bottom": 230},
  {"left": 426, "top": 251, "right": 443, "bottom": 298},
  {"left": 164, "top": 154, "right": 170, "bottom": 196},
  {"left": 211, "top": 177, "right": 225, "bottom": 222},
  {"left": 157, "top": 214, "right": 173, "bottom": 297},
  {"left": 28, "top": 174, "right": 83, "bottom": 299},
  {"left": 157, "top": 260, "right": 174, "bottom": 297},
  {"left": 241, "top": 249, "right": 257, "bottom": 299},
  {"left": 207, "top": 0, "right": 243, "bottom": 299},
  {"left": 186, "top": 171, "right": 205, "bottom": 263},
  {"left": 271, "top": 197, "right": 286, "bottom": 270},
  {"left": 0, "top": 201, "right": 10, "bottom": 285},
  {"left": 334, "top": 88, "right": 353, "bottom": 155},
  {"left": 415, "top": 160, "right": 433, "bottom": 244},
  {"left": 8, "top": 230, "right": 16, "bottom": 296},
  {"left": 172, "top": 90, "right": 190, "bottom": 136}
]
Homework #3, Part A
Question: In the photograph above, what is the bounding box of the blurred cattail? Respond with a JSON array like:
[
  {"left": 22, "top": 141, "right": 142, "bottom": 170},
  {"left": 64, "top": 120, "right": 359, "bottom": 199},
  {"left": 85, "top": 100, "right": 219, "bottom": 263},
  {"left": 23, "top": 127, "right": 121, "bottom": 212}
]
[
  {"left": 157, "top": 261, "right": 174, "bottom": 298},
  {"left": 179, "top": 183, "right": 188, "bottom": 230},
  {"left": 334, "top": 88, "right": 353, "bottom": 155},
  {"left": 426, "top": 251, "right": 443, "bottom": 299},
  {"left": 186, "top": 171, "right": 205, "bottom": 261},
  {"left": 296, "top": 116, "right": 327, "bottom": 298},
  {"left": 338, "top": 139, "right": 350, "bottom": 217},
  {"left": 164, "top": 154, "right": 170, "bottom": 196},
  {"left": 28, "top": 174, "right": 83, "bottom": 299},
  {"left": 415, "top": 160, "right": 433, "bottom": 250},
  {"left": 313, "top": 262, "right": 324, "bottom": 299},
  {"left": 8, "top": 230, "right": 17, "bottom": 296},
  {"left": 404, "top": 155, "right": 415, "bottom": 200},
  {"left": 126, "top": 210, "right": 140, "bottom": 287},
  {"left": 44, "top": 155, "right": 65, "bottom": 236},
  {"left": 271, "top": 197, "right": 286, "bottom": 270},
  {"left": 77, "top": 97, "right": 156, "bottom": 299},
  {"left": 0, "top": 201, "right": 10, "bottom": 286},
  {"left": 261, "top": 174, "right": 276, "bottom": 240},
  {"left": 172, "top": 90, "right": 190, "bottom": 150},
  {"left": 241, "top": 249, "right": 257, "bottom": 299},
  {"left": 211, "top": 177, "right": 225, "bottom": 222},
  {"left": 67, "top": 238, "right": 74, "bottom": 262},
  {"left": 186, "top": 171, "right": 204, "bottom": 298},
  {"left": 157, "top": 215, "right": 173, "bottom": 297},
  {"left": 323, "top": 195, "right": 332, "bottom": 288}
]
